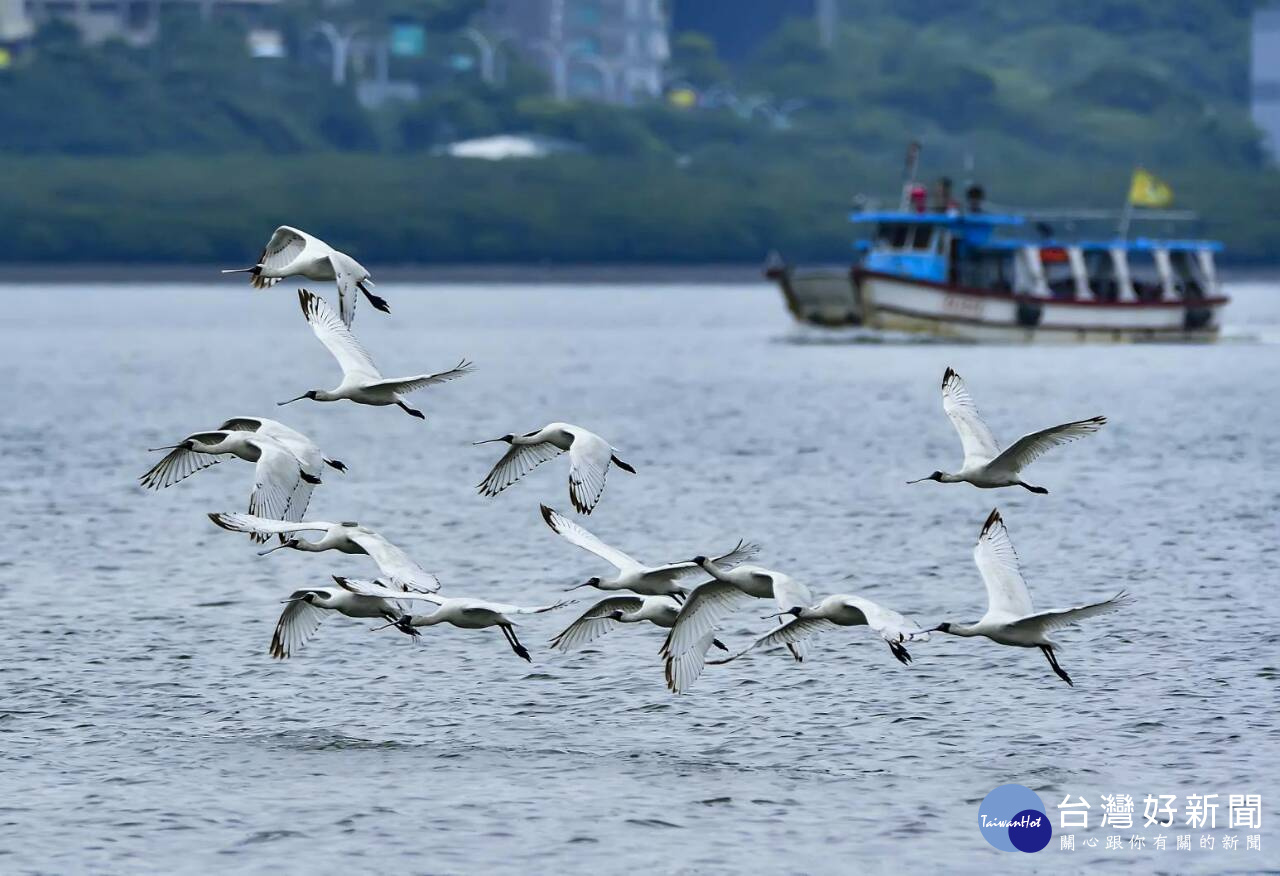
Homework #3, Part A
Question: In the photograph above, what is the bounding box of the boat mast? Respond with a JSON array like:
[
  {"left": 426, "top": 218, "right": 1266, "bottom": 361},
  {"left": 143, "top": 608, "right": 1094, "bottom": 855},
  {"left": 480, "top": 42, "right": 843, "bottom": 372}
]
[{"left": 900, "top": 141, "right": 921, "bottom": 209}]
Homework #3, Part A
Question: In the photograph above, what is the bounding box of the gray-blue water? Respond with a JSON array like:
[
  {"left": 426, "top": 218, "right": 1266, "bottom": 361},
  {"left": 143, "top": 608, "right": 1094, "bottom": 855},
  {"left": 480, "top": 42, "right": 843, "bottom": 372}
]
[{"left": 3, "top": 279, "right": 1278, "bottom": 874}]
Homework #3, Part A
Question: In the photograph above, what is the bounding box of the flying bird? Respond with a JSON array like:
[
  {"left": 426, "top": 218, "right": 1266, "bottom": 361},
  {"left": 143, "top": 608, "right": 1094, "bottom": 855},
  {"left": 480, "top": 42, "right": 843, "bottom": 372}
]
[
  {"left": 280, "top": 289, "right": 472, "bottom": 419},
  {"left": 140, "top": 431, "right": 307, "bottom": 542},
  {"left": 540, "top": 504, "right": 757, "bottom": 598},
  {"left": 354, "top": 578, "right": 574, "bottom": 663},
  {"left": 927, "top": 508, "right": 1130, "bottom": 686},
  {"left": 216, "top": 416, "right": 345, "bottom": 523},
  {"left": 223, "top": 225, "right": 388, "bottom": 326},
  {"left": 709, "top": 594, "right": 930, "bottom": 667},
  {"left": 270, "top": 575, "right": 429, "bottom": 659},
  {"left": 660, "top": 560, "right": 813, "bottom": 694},
  {"left": 549, "top": 594, "right": 730, "bottom": 654},
  {"left": 475, "top": 423, "right": 635, "bottom": 514},
  {"left": 207, "top": 513, "right": 442, "bottom": 593},
  {"left": 908, "top": 366, "right": 1105, "bottom": 493}
]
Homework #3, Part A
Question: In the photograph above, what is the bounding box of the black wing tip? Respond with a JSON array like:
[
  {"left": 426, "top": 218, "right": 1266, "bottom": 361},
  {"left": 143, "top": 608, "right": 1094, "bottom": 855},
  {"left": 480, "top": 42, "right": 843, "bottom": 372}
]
[
  {"left": 539, "top": 503, "right": 560, "bottom": 528},
  {"left": 942, "top": 365, "right": 957, "bottom": 386},
  {"left": 980, "top": 507, "right": 1003, "bottom": 536}
]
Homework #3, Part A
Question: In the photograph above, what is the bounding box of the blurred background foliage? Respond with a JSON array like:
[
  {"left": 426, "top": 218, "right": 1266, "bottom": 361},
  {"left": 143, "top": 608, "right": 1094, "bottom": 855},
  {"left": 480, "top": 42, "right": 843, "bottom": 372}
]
[{"left": 0, "top": 0, "right": 1274, "bottom": 263}]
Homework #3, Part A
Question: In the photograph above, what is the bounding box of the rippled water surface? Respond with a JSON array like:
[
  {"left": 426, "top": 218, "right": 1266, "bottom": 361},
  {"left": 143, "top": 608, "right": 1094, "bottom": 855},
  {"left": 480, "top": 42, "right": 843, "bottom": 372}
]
[{"left": 3, "top": 279, "right": 1278, "bottom": 874}]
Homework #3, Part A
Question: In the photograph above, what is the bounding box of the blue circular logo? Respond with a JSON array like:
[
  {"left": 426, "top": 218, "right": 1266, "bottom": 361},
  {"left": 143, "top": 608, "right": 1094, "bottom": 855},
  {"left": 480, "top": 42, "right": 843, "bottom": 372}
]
[{"left": 978, "top": 784, "right": 1051, "bottom": 853}]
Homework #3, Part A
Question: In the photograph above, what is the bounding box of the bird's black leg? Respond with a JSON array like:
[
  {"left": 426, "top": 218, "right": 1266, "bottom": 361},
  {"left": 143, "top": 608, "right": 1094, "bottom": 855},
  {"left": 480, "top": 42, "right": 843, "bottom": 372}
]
[
  {"left": 1019, "top": 481, "right": 1050, "bottom": 495},
  {"left": 358, "top": 282, "right": 391, "bottom": 313},
  {"left": 397, "top": 401, "right": 425, "bottom": 420},
  {"left": 888, "top": 640, "right": 912, "bottom": 665},
  {"left": 502, "top": 624, "right": 532, "bottom": 662},
  {"left": 1041, "top": 645, "right": 1073, "bottom": 686},
  {"left": 711, "top": 638, "right": 729, "bottom": 652}
]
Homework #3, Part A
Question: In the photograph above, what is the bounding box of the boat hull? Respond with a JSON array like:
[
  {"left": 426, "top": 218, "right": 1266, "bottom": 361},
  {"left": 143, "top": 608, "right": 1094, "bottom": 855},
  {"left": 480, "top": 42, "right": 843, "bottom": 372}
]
[{"left": 770, "top": 267, "right": 1227, "bottom": 342}]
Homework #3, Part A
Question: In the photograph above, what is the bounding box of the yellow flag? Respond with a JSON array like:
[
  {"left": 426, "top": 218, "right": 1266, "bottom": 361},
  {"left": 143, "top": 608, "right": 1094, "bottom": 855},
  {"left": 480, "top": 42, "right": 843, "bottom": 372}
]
[{"left": 1128, "top": 168, "right": 1173, "bottom": 207}]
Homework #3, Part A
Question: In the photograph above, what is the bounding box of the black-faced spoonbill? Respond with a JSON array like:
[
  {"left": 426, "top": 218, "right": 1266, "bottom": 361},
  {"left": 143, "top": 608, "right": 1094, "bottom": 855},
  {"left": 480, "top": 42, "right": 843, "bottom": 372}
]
[
  {"left": 908, "top": 366, "right": 1105, "bottom": 493},
  {"left": 475, "top": 423, "right": 635, "bottom": 514},
  {"left": 927, "top": 508, "right": 1130, "bottom": 686},
  {"left": 540, "top": 504, "right": 757, "bottom": 597},
  {"left": 207, "top": 513, "right": 442, "bottom": 593},
  {"left": 709, "top": 594, "right": 930, "bottom": 666},
  {"left": 223, "top": 225, "right": 388, "bottom": 326},
  {"left": 279, "top": 290, "right": 473, "bottom": 419}
]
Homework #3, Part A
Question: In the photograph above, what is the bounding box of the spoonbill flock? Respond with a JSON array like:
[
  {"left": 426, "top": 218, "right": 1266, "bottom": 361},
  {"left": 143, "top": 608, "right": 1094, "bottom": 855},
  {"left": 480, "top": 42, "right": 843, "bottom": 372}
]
[{"left": 140, "top": 226, "right": 1129, "bottom": 694}]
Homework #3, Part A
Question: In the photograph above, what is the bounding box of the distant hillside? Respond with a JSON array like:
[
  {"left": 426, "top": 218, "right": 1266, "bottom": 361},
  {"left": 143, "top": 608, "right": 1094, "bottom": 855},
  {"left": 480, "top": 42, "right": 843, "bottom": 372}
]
[{"left": 1, "top": 0, "right": 1276, "bottom": 263}]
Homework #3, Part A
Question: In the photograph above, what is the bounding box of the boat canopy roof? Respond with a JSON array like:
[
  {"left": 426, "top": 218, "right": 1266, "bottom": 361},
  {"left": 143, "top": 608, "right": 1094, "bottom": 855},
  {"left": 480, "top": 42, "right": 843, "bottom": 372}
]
[
  {"left": 849, "top": 211, "right": 1025, "bottom": 227},
  {"left": 977, "top": 237, "right": 1223, "bottom": 253},
  {"left": 850, "top": 211, "right": 1222, "bottom": 252}
]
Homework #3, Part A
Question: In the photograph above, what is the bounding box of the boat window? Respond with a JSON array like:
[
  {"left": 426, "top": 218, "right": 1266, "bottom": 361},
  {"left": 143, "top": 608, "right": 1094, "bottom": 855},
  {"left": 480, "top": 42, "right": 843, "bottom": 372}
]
[
  {"left": 912, "top": 225, "right": 934, "bottom": 250},
  {"left": 1040, "top": 250, "right": 1075, "bottom": 300},
  {"left": 953, "top": 247, "right": 1013, "bottom": 292},
  {"left": 1128, "top": 250, "right": 1162, "bottom": 302},
  {"left": 1083, "top": 250, "right": 1119, "bottom": 302},
  {"left": 876, "top": 224, "right": 911, "bottom": 249},
  {"left": 1170, "top": 250, "right": 1206, "bottom": 300}
]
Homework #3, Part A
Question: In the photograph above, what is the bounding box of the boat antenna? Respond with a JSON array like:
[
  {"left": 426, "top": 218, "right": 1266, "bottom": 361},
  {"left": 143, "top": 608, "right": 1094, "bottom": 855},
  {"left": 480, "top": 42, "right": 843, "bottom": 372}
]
[{"left": 901, "top": 140, "right": 921, "bottom": 209}]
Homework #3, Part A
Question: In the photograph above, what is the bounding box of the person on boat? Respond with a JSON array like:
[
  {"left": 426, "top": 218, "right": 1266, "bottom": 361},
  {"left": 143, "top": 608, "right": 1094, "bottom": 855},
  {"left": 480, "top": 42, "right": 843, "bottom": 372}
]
[
  {"left": 966, "top": 183, "right": 985, "bottom": 213},
  {"left": 934, "top": 177, "right": 959, "bottom": 214},
  {"left": 909, "top": 184, "right": 928, "bottom": 213}
]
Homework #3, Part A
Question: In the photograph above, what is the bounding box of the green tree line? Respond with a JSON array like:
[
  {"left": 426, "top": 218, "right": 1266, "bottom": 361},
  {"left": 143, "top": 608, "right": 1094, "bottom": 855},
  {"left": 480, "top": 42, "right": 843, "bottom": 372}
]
[{"left": 0, "top": 0, "right": 1275, "bottom": 263}]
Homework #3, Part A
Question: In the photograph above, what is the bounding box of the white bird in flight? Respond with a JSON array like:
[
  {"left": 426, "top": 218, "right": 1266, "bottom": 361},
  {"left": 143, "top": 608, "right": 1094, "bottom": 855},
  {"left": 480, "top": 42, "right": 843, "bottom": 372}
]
[
  {"left": 270, "top": 575, "right": 428, "bottom": 659},
  {"left": 140, "top": 431, "right": 308, "bottom": 541},
  {"left": 215, "top": 416, "right": 346, "bottom": 523},
  {"left": 549, "top": 594, "right": 730, "bottom": 654},
  {"left": 223, "top": 225, "right": 388, "bottom": 326},
  {"left": 354, "top": 578, "right": 574, "bottom": 662},
  {"left": 475, "top": 423, "right": 635, "bottom": 514},
  {"left": 660, "top": 560, "right": 813, "bottom": 694},
  {"left": 709, "top": 594, "right": 930, "bottom": 667},
  {"left": 279, "top": 289, "right": 473, "bottom": 419},
  {"left": 927, "top": 508, "right": 1130, "bottom": 686},
  {"left": 207, "top": 512, "right": 442, "bottom": 593},
  {"left": 540, "top": 504, "right": 757, "bottom": 598},
  {"left": 908, "top": 366, "right": 1105, "bottom": 493}
]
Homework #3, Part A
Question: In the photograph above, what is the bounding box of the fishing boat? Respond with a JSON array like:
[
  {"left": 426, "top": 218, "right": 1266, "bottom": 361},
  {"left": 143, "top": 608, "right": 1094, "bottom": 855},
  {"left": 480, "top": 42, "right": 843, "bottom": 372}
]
[{"left": 766, "top": 168, "right": 1228, "bottom": 343}]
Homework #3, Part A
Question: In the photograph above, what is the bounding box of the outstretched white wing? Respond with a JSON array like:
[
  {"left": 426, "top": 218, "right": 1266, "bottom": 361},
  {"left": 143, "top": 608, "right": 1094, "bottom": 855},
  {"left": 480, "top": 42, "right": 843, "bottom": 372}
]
[
  {"left": 477, "top": 441, "right": 565, "bottom": 497},
  {"left": 208, "top": 512, "right": 333, "bottom": 538},
  {"left": 1006, "top": 591, "right": 1131, "bottom": 638},
  {"left": 641, "top": 540, "right": 762, "bottom": 587},
  {"left": 549, "top": 596, "right": 645, "bottom": 652},
  {"left": 328, "top": 250, "right": 362, "bottom": 327},
  {"left": 973, "top": 509, "right": 1034, "bottom": 619},
  {"left": 336, "top": 577, "right": 446, "bottom": 606},
  {"left": 709, "top": 617, "right": 840, "bottom": 665},
  {"left": 138, "top": 432, "right": 226, "bottom": 490},
  {"left": 989, "top": 416, "right": 1107, "bottom": 475},
  {"left": 298, "top": 289, "right": 380, "bottom": 381},
  {"left": 665, "top": 631, "right": 720, "bottom": 694},
  {"left": 255, "top": 226, "right": 309, "bottom": 286},
  {"left": 368, "top": 360, "right": 474, "bottom": 397},
  {"left": 346, "top": 528, "right": 442, "bottom": 593},
  {"left": 245, "top": 437, "right": 303, "bottom": 541},
  {"left": 660, "top": 582, "right": 754, "bottom": 660},
  {"left": 942, "top": 366, "right": 1001, "bottom": 467},
  {"left": 269, "top": 590, "right": 329, "bottom": 659},
  {"left": 566, "top": 427, "right": 613, "bottom": 514},
  {"left": 540, "top": 504, "right": 642, "bottom": 573}
]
